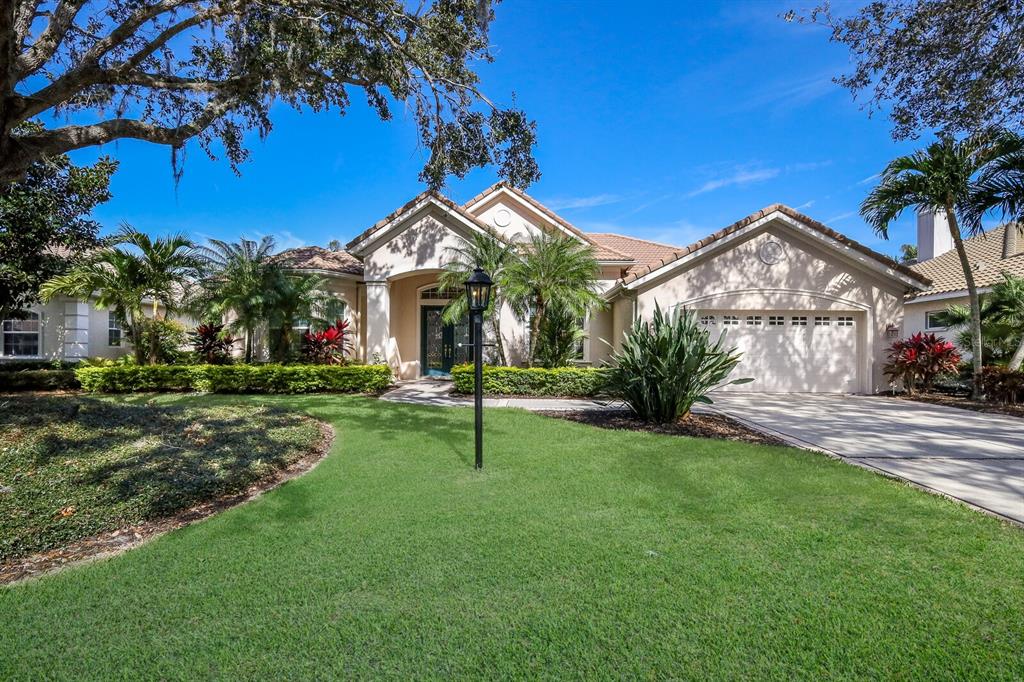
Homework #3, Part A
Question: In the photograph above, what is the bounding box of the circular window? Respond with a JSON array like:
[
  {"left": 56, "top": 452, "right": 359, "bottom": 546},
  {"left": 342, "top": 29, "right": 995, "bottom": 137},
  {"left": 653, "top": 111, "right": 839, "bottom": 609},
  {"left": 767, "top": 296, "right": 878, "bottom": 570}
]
[
  {"left": 759, "top": 239, "right": 786, "bottom": 265},
  {"left": 493, "top": 208, "right": 512, "bottom": 227}
]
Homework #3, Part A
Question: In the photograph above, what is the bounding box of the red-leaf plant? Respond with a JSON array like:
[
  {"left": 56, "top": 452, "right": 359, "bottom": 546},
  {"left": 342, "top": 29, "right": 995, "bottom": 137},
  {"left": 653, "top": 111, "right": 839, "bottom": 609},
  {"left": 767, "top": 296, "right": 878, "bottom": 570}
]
[
  {"left": 884, "top": 332, "right": 961, "bottom": 395},
  {"left": 190, "top": 323, "right": 237, "bottom": 365},
  {"left": 303, "top": 319, "right": 354, "bottom": 365}
]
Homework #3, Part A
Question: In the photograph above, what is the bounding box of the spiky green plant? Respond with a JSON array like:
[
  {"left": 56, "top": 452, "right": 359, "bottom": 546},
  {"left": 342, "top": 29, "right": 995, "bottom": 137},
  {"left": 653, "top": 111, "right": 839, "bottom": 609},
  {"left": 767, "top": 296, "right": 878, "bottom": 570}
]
[
  {"left": 604, "top": 304, "right": 751, "bottom": 423},
  {"left": 266, "top": 272, "right": 336, "bottom": 362},
  {"left": 944, "top": 272, "right": 1024, "bottom": 370},
  {"left": 533, "top": 304, "right": 585, "bottom": 368}
]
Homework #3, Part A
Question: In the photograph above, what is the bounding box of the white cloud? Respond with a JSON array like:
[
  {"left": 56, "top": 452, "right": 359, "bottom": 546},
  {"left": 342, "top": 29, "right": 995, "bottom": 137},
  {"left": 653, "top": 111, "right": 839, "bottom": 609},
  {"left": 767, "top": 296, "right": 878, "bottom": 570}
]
[
  {"left": 541, "top": 194, "right": 623, "bottom": 211},
  {"left": 856, "top": 173, "right": 880, "bottom": 186},
  {"left": 793, "top": 200, "right": 816, "bottom": 210},
  {"left": 825, "top": 211, "right": 857, "bottom": 223},
  {"left": 687, "top": 167, "right": 780, "bottom": 197}
]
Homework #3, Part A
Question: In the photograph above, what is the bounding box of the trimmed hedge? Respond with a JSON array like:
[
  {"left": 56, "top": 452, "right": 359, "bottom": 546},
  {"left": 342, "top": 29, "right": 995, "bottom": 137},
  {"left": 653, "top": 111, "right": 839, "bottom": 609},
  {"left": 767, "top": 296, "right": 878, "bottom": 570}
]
[
  {"left": 0, "top": 369, "right": 80, "bottom": 391},
  {"left": 76, "top": 363, "right": 393, "bottom": 394},
  {"left": 451, "top": 364, "right": 609, "bottom": 397}
]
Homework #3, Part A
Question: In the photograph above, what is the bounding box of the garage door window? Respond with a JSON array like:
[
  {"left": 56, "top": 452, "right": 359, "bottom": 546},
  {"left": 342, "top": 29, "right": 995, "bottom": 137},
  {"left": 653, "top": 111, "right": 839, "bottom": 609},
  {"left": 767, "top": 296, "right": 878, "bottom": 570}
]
[
  {"left": 722, "top": 315, "right": 739, "bottom": 326},
  {"left": 745, "top": 315, "right": 762, "bottom": 326},
  {"left": 791, "top": 316, "right": 807, "bottom": 326},
  {"left": 837, "top": 316, "right": 854, "bottom": 327},
  {"left": 700, "top": 315, "right": 715, "bottom": 326},
  {"left": 814, "top": 316, "right": 831, "bottom": 326},
  {"left": 768, "top": 316, "right": 784, "bottom": 326}
]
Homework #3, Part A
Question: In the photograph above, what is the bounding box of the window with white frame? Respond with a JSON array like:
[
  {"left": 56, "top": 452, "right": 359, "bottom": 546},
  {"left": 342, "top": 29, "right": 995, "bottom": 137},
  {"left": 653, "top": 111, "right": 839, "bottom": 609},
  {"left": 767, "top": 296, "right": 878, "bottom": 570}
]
[
  {"left": 814, "top": 316, "right": 831, "bottom": 326},
  {"left": 791, "top": 316, "right": 807, "bottom": 326},
  {"left": 768, "top": 315, "right": 785, "bottom": 326},
  {"left": 107, "top": 311, "right": 122, "bottom": 346},
  {"left": 925, "top": 311, "right": 946, "bottom": 330},
  {"left": 722, "top": 315, "right": 739, "bottom": 326},
  {"left": 699, "top": 315, "right": 716, "bottom": 326},
  {"left": 3, "top": 313, "right": 41, "bottom": 357},
  {"left": 837, "top": 316, "right": 854, "bottom": 327},
  {"left": 745, "top": 315, "right": 762, "bottom": 326}
]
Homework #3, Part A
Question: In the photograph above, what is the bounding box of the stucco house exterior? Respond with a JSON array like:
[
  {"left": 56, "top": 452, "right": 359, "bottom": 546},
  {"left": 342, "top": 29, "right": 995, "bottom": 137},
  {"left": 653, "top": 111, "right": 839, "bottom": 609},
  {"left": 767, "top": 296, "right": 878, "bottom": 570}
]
[{"left": 21, "top": 182, "right": 1021, "bottom": 394}]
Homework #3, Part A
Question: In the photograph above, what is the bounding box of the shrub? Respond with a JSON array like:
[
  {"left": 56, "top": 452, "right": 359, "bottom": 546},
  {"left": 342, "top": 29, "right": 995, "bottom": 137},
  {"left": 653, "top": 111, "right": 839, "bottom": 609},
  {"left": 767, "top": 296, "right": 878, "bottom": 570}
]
[
  {"left": 76, "top": 363, "right": 393, "bottom": 394},
  {"left": 190, "top": 323, "right": 237, "bottom": 364},
  {"left": 980, "top": 366, "right": 1024, "bottom": 404},
  {"left": 303, "top": 319, "right": 354, "bottom": 365},
  {"left": 142, "top": 319, "right": 190, "bottom": 364},
  {"left": 451, "top": 364, "right": 609, "bottom": 397},
  {"left": 0, "top": 359, "right": 75, "bottom": 372},
  {"left": 603, "top": 305, "right": 751, "bottom": 423},
  {"left": 533, "top": 306, "right": 586, "bottom": 368},
  {"left": 884, "top": 333, "right": 961, "bottom": 395},
  {"left": 0, "top": 369, "right": 79, "bottom": 391}
]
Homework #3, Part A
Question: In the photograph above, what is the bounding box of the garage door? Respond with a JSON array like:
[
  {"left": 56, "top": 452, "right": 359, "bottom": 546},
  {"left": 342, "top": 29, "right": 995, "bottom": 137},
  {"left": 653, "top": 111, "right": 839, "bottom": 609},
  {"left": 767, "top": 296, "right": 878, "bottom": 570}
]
[{"left": 699, "top": 310, "right": 860, "bottom": 393}]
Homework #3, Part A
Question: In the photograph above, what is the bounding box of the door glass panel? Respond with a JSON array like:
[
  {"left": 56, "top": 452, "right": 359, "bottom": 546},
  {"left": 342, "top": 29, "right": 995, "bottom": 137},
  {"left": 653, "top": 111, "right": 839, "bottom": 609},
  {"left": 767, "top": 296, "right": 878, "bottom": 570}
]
[
  {"left": 423, "top": 307, "right": 445, "bottom": 375},
  {"left": 451, "top": 316, "right": 471, "bottom": 367}
]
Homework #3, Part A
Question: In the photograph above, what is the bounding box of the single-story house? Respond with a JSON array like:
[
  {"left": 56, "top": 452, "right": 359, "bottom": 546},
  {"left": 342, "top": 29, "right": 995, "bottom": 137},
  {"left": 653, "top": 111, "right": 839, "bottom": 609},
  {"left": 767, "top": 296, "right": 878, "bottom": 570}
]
[{"left": 9, "top": 182, "right": 1017, "bottom": 393}]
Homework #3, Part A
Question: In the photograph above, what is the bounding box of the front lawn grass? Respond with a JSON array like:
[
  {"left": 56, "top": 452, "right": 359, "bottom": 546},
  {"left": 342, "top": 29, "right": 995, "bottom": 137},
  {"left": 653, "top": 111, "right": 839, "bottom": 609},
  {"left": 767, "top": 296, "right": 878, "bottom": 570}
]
[
  {"left": 1, "top": 394, "right": 1022, "bottom": 679},
  {"left": 0, "top": 395, "right": 323, "bottom": 561}
]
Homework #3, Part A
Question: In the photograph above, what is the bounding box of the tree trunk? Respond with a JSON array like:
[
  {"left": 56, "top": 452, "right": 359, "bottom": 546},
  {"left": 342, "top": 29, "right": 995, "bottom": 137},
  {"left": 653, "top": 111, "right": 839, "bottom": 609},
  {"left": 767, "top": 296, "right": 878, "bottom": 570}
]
[
  {"left": 490, "top": 302, "right": 507, "bottom": 366},
  {"left": 1008, "top": 335, "right": 1024, "bottom": 371},
  {"left": 130, "top": 318, "right": 146, "bottom": 364},
  {"left": 527, "top": 295, "right": 545, "bottom": 368},
  {"left": 148, "top": 299, "right": 160, "bottom": 365},
  {"left": 244, "top": 328, "right": 253, "bottom": 363},
  {"left": 946, "top": 207, "right": 984, "bottom": 398}
]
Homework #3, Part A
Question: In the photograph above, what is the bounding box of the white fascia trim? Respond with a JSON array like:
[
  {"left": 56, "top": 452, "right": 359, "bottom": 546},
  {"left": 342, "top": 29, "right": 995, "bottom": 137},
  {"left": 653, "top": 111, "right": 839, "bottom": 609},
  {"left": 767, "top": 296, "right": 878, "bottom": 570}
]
[
  {"left": 348, "top": 196, "right": 488, "bottom": 256},
  {"left": 623, "top": 211, "right": 928, "bottom": 292},
  {"left": 906, "top": 287, "right": 992, "bottom": 304},
  {"left": 464, "top": 187, "right": 587, "bottom": 244}
]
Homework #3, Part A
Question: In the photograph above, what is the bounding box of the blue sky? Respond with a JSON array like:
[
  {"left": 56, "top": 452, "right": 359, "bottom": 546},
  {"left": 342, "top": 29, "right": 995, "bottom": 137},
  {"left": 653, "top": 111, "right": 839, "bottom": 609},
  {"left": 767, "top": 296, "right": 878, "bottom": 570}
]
[{"left": 69, "top": 1, "right": 928, "bottom": 257}]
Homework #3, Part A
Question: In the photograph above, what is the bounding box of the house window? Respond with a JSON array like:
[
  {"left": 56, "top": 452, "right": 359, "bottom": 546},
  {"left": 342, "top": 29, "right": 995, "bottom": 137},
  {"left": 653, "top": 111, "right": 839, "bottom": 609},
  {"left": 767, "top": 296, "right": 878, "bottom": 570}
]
[
  {"left": 745, "top": 315, "right": 762, "bottom": 326},
  {"left": 722, "top": 315, "right": 739, "bottom": 326},
  {"left": 814, "top": 316, "right": 831, "bottom": 326},
  {"left": 768, "top": 316, "right": 785, "bottom": 326},
  {"left": 108, "top": 311, "right": 122, "bottom": 347},
  {"left": 419, "top": 286, "right": 457, "bottom": 300},
  {"left": 699, "top": 315, "right": 716, "bottom": 326},
  {"left": 925, "top": 311, "right": 946, "bottom": 330},
  {"left": 791, "top": 316, "right": 807, "bottom": 326},
  {"left": 837, "top": 316, "right": 855, "bottom": 327},
  {"left": 2, "top": 313, "right": 41, "bottom": 357}
]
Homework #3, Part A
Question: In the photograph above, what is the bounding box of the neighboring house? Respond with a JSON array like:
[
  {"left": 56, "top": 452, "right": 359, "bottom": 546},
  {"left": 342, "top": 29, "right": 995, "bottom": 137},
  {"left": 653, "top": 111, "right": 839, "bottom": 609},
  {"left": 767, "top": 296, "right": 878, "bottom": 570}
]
[
  {"left": 904, "top": 212, "right": 1024, "bottom": 343},
  {"left": 10, "top": 182, "right": 970, "bottom": 394}
]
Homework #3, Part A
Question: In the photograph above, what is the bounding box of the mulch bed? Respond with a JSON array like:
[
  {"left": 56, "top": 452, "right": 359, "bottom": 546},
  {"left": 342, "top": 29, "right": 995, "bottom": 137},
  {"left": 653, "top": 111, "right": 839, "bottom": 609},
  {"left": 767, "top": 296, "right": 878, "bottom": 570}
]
[
  {"left": 889, "top": 392, "right": 1024, "bottom": 419},
  {"left": 541, "top": 410, "right": 788, "bottom": 447},
  {"left": 0, "top": 421, "right": 335, "bottom": 586}
]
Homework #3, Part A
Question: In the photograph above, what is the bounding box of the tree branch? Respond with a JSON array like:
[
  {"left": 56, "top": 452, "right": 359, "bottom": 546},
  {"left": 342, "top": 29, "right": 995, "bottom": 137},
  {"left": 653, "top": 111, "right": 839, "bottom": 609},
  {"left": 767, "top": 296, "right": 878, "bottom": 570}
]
[{"left": 14, "top": 0, "right": 89, "bottom": 79}]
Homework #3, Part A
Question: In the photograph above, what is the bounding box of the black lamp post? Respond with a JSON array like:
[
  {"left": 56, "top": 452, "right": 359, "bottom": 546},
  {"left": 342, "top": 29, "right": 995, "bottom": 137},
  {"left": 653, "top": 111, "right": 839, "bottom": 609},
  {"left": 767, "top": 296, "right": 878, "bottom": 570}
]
[{"left": 464, "top": 266, "right": 493, "bottom": 470}]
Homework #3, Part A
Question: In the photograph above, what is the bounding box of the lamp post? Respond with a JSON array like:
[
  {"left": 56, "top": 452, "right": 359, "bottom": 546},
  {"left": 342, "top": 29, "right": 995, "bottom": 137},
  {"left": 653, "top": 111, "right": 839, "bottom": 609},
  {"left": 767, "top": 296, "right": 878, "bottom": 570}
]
[{"left": 464, "top": 266, "right": 493, "bottom": 470}]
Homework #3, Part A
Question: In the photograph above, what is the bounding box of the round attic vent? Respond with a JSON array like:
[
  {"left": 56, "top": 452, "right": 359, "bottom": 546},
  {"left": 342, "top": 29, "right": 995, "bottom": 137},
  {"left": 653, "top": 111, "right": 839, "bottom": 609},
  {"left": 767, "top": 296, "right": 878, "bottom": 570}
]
[
  {"left": 493, "top": 208, "right": 512, "bottom": 227},
  {"left": 759, "top": 239, "right": 786, "bottom": 265}
]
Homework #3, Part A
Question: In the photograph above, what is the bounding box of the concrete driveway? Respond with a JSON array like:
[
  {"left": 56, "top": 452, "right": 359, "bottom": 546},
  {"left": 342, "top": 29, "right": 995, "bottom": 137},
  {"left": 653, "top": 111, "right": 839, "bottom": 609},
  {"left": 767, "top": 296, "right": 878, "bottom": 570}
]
[{"left": 710, "top": 393, "right": 1024, "bottom": 525}]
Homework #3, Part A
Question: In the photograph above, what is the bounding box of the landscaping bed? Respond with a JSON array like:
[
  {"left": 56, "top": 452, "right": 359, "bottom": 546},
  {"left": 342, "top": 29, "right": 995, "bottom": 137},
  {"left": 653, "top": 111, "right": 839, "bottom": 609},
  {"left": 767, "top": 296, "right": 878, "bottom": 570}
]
[
  {"left": 544, "top": 409, "right": 787, "bottom": 446},
  {"left": 891, "top": 392, "right": 1024, "bottom": 419},
  {"left": 0, "top": 395, "right": 330, "bottom": 581}
]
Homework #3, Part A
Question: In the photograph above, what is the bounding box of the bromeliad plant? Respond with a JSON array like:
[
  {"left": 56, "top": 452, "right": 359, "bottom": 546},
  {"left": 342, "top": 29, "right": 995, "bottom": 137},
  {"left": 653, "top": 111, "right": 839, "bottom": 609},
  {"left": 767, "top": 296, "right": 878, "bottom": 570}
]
[
  {"left": 605, "top": 304, "right": 751, "bottom": 423},
  {"left": 303, "top": 319, "right": 354, "bottom": 365},
  {"left": 190, "top": 323, "right": 237, "bottom": 365},
  {"left": 883, "top": 332, "right": 961, "bottom": 395}
]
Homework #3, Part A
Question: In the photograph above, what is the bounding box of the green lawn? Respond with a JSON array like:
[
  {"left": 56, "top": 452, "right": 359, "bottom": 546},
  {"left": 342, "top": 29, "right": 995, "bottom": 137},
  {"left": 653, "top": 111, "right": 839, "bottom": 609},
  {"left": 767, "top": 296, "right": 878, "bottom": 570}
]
[{"left": 1, "top": 394, "right": 1022, "bottom": 679}]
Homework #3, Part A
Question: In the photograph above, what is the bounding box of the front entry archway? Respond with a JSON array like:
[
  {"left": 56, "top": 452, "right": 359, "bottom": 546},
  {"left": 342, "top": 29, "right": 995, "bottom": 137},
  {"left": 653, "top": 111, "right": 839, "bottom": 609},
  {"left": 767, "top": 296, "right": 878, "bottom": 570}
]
[{"left": 420, "top": 305, "right": 470, "bottom": 376}]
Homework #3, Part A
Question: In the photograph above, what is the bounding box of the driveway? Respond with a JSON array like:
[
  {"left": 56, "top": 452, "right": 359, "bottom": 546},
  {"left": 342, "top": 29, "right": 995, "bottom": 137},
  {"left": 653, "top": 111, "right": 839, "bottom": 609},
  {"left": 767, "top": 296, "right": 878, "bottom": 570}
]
[{"left": 710, "top": 394, "right": 1024, "bottom": 525}]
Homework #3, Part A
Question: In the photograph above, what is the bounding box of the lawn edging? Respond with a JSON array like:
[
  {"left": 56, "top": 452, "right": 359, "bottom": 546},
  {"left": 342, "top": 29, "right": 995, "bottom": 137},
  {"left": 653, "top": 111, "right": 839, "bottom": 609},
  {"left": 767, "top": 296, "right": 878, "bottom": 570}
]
[{"left": 75, "top": 363, "right": 393, "bottom": 394}]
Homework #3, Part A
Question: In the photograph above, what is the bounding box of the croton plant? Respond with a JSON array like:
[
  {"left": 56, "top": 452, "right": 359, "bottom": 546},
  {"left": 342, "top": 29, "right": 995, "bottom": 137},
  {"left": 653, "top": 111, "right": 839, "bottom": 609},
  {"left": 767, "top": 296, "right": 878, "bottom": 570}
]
[
  {"left": 884, "top": 332, "right": 961, "bottom": 395},
  {"left": 303, "top": 319, "right": 354, "bottom": 365}
]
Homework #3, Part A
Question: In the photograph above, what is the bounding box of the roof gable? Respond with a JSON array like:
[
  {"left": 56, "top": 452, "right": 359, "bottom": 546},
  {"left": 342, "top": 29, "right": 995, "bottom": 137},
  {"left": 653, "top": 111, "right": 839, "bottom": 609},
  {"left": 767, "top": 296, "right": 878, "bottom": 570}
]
[{"left": 464, "top": 182, "right": 595, "bottom": 244}]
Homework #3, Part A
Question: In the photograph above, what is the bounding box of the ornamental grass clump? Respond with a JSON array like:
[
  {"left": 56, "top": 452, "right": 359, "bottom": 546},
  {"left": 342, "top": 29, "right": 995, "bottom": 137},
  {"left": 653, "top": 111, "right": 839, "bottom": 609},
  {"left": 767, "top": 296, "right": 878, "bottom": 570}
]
[{"left": 605, "top": 304, "right": 750, "bottom": 423}]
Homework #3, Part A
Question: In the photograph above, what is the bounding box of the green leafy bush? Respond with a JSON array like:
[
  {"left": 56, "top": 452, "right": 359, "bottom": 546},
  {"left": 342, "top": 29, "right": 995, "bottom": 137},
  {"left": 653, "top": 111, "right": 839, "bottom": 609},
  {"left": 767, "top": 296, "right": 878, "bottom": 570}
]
[
  {"left": 76, "top": 364, "right": 393, "bottom": 394},
  {"left": 451, "top": 364, "right": 608, "bottom": 397},
  {"left": 980, "top": 366, "right": 1024, "bottom": 404},
  {"left": 603, "top": 304, "right": 750, "bottom": 423},
  {"left": 0, "top": 359, "right": 76, "bottom": 372},
  {"left": 0, "top": 369, "right": 79, "bottom": 391},
  {"left": 142, "top": 319, "right": 190, "bottom": 364}
]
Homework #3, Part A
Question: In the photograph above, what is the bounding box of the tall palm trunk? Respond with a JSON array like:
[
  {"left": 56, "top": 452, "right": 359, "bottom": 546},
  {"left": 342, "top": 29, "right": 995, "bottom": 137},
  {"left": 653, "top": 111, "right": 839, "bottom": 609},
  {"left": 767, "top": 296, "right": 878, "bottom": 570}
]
[
  {"left": 148, "top": 299, "right": 160, "bottom": 365},
  {"left": 490, "top": 301, "right": 507, "bottom": 366},
  {"left": 1009, "top": 337, "right": 1024, "bottom": 371},
  {"left": 527, "top": 295, "right": 545, "bottom": 367},
  {"left": 946, "top": 205, "right": 983, "bottom": 398}
]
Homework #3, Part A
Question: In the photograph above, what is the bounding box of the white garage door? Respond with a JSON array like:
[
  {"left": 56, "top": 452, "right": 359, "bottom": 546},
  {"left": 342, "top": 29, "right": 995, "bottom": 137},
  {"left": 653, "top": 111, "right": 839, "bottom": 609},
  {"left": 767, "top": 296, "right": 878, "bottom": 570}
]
[{"left": 699, "top": 310, "right": 860, "bottom": 393}]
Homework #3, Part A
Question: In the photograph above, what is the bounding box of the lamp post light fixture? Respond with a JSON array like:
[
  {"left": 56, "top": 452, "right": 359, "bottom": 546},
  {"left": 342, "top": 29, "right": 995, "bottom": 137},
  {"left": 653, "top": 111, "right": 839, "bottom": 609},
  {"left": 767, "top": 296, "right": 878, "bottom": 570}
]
[{"left": 464, "top": 266, "right": 493, "bottom": 470}]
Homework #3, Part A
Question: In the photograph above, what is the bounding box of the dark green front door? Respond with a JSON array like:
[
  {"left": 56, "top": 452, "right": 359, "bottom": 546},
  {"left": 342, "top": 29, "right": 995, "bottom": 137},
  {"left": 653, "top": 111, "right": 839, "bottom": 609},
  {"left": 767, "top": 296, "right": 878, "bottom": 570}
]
[{"left": 421, "top": 306, "right": 470, "bottom": 376}]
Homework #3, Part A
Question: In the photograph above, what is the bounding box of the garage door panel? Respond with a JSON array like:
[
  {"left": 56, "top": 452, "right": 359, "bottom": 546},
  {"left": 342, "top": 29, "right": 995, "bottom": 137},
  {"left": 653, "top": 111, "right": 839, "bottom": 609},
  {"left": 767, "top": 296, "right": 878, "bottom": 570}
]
[{"left": 699, "top": 309, "right": 859, "bottom": 393}]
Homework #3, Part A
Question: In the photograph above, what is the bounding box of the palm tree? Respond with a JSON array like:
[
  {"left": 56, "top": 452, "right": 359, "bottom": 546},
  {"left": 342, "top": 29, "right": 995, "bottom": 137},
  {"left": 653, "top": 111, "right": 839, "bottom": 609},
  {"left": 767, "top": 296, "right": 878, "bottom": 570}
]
[
  {"left": 861, "top": 133, "right": 1019, "bottom": 397},
  {"left": 193, "top": 237, "right": 278, "bottom": 362},
  {"left": 266, "top": 272, "right": 335, "bottom": 362},
  {"left": 438, "top": 232, "right": 518, "bottom": 366},
  {"left": 503, "top": 231, "right": 604, "bottom": 367},
  {"left": 947, "top": 273, "right": 1024, "bottom": 371}
]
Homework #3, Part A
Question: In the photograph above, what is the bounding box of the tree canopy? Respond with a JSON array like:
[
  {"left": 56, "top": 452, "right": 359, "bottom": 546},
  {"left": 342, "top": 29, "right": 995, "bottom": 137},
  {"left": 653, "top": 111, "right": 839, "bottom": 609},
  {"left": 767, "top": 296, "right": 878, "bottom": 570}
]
[
  {"left": 1, "top": 0, "right": 538, "bottom": 188},
  {"left": 788, "top": 0, "right": 1024, "bottom": 140}
]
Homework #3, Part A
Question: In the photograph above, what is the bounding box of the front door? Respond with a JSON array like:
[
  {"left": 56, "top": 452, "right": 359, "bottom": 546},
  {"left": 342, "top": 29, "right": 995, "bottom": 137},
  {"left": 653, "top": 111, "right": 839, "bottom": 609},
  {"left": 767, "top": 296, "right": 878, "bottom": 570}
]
[{"left": 421, "top": 306, "right": 470, "bottom": 376}]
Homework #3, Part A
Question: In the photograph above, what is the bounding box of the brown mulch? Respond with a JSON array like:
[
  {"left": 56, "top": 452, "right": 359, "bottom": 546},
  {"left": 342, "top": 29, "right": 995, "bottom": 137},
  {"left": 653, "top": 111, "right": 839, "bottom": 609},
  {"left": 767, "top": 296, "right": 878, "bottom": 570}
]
[
  {"left": 0, "top": 421, "right": 335, "bottom": 586},
  {"left": 541, "top": 410, "right": 789, "bottom": 447},
  {"left": 889, "top": 392, "right": 1024, "bottom": 419}
]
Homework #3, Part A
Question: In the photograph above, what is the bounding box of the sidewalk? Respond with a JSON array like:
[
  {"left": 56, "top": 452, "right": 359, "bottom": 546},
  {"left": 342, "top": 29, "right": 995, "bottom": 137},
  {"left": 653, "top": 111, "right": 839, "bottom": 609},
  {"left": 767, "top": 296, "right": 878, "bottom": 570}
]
[{"left": 380, "top": 379, "right": 621, "bottom": 412}]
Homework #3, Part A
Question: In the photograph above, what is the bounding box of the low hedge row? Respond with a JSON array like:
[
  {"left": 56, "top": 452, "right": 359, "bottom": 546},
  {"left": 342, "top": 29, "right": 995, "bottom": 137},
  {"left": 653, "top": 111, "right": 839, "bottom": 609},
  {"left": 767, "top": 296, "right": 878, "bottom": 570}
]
[
  {"left": 76, "top": 363, "right": 393, "bottom": 394},
  {"left": 451, "top": 364, "right": 609, "bottom": 397},
  {"left": 0, "top": 369, "right": 80, "bottom": 391}
]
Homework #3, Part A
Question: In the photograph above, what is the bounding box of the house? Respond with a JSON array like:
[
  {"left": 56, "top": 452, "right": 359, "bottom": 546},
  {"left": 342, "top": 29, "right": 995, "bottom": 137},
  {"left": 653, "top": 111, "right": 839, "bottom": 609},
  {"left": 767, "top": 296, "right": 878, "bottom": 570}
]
[
  {"left": 903, "top": 211, "right": 1024, "bottom": 342},
  {"left": 6, "top": 182, "right": 951, "bottom": 393}
]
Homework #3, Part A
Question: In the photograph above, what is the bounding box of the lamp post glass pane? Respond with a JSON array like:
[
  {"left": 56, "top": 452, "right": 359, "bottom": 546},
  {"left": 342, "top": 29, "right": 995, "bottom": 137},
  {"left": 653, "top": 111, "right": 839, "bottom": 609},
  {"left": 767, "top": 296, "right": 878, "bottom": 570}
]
[{"left": 464, "top": 267, "right": 493, "bottom": 312}]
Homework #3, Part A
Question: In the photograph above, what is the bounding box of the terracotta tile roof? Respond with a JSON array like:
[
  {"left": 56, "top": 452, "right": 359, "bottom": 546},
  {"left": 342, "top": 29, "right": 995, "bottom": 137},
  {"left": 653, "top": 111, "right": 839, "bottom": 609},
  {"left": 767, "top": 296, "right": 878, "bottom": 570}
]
[
  {"left": 345, "top": 190, "right": 496, "bottom": 251},
  {"left": 273, "top": 246, "right": 364, "bottom": 276},
  {"left": 619, "top": 204, "right": 932, "bottom": 287},
  {"left": 909, "top": 223, "right": 1024, "bottom": 298},
  {"left": 587, "top": 233, "right": 681, "bottom": 275}
]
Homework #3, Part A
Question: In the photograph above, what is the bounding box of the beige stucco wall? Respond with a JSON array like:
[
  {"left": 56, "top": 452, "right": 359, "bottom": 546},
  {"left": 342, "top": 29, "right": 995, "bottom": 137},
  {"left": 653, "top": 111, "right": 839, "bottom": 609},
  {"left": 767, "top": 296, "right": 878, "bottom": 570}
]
[
  {"left": 623, "top": 222, "right": 910, "bottom": 393},
  {"left": 904, "top": 296, "right": 967, "bottom": 347}
]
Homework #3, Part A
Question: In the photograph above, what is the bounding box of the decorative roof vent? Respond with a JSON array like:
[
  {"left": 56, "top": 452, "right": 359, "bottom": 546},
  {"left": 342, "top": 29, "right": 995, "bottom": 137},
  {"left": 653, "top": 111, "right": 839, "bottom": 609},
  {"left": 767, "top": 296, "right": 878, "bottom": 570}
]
[{"left": 1004, "top": 223, "right": 1023, "bottom": 259}]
